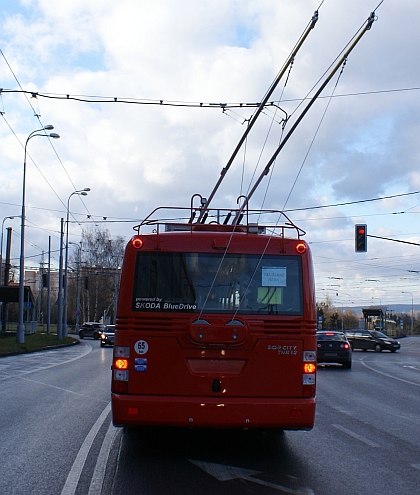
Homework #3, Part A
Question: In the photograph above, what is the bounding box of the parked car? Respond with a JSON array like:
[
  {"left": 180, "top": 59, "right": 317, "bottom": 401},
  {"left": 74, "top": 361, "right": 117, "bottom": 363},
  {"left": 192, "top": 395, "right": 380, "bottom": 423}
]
[
  {"left": 345, "top": 330, "right": 400, "bottom": 352},
  {"left": 317, "top": 331, "right": 352, "bottom": 368},
  {"left": 100, "top": 325, "right": 115, "bottom": 347},
  {"left": 79, "top": 322, "right": 103, "bottom": 340}
]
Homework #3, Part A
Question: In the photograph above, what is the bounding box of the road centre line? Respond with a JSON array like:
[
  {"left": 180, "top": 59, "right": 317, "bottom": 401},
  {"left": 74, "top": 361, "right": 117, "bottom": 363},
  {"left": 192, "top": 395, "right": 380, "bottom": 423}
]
[
  {"left": 332, "top": 424, "right": 380, "bottom": 448},
  {"left": 61, "top": 402, "right": 111, "bottom": 495}
]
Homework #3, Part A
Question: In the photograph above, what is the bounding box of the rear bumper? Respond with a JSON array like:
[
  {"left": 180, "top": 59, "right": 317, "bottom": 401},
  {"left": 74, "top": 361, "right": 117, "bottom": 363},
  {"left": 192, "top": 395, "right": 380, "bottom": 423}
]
[
  {"left": 317, "top": 351, "right": 351, "bottom": 363},
  {"left": 111, "top": 394, "right": 316, "bottom": 430}
]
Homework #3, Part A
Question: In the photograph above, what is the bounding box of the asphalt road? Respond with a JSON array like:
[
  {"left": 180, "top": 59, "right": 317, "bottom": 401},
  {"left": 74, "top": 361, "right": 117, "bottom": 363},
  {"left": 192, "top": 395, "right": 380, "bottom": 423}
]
[{"left": 0, "top": 337, "right": 419, "bottom": 495}]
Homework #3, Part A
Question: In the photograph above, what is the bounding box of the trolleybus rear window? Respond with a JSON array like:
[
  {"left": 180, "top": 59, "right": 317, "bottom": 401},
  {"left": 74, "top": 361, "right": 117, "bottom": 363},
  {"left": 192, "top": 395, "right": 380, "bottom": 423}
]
[{"left": 132, "top": 252, "right": 303, "bottom": 315}]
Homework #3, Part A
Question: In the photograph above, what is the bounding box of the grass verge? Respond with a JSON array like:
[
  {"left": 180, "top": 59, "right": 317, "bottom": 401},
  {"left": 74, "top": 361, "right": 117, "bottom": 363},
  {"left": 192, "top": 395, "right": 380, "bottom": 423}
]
[{"left": 0, "top": 332, "right": 79, "bottom": 357}]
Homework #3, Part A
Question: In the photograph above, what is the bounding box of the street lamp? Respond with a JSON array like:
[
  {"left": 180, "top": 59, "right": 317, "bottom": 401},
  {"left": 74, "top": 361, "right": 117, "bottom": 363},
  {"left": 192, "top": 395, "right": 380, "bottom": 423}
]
[
  {"left": 371, "top": 297, "right": 382, "bottom": 306},
  {"left": 402, "top": 291, "right": 413, "bottom": 335},
  {"left": 63, "top": 188, "right": 90, "bottom": 337},
  {"left": 16, "top": 126, "right": 60, "bottom": 344}
]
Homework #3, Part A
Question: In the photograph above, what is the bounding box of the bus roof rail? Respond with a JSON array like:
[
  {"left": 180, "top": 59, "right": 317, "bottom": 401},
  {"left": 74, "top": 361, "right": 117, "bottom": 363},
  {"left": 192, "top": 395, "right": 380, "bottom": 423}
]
[{"left": 133, "top": 203, "right": 306, "bottom": 238}]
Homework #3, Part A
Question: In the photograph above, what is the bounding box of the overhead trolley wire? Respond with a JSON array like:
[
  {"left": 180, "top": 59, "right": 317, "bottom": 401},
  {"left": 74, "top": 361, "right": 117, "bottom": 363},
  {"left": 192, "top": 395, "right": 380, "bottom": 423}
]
[
  {"left": 2, "top": 85, "right": 418, "bottom": 109},
  {"left": 0, "top": 48, "right": 118, "bottom": 249}
]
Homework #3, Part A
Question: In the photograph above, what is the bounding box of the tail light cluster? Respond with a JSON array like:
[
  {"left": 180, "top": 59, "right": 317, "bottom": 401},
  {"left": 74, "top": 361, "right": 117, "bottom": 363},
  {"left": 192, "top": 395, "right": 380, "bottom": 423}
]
[
  {"left": 302, "top": 350, "right": 316, "bottom": 397},
  {"left": 112, "top": 346, "right": 130, "bottom": 393}
]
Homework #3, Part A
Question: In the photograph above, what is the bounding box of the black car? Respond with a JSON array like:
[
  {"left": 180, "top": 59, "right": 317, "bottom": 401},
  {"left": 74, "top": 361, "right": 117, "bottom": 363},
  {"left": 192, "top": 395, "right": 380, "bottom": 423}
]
[
  {"left": 317, "top": 331, "right": 352, "bottom": 368},
  {"left": 345, "top": 330, "right": 400, "bottom": 353},
  {"left": 100, "top": 325, "right": 115, "bottom": 347},
  {"left": 78, "top": 322, "right": 103, "bottom": 340}
]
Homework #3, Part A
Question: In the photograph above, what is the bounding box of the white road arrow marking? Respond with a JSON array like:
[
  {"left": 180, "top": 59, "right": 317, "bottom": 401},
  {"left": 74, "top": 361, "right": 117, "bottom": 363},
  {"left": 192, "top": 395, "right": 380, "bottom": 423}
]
[{"left": 189, "top": 460, "right": 314, "bottom": 494}]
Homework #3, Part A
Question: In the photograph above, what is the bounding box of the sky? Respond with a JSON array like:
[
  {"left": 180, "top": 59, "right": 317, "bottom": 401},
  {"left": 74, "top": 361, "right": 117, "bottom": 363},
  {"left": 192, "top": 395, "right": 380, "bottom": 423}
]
[{"left": 1, "top": 0, "right": 420, "bottom": 312}]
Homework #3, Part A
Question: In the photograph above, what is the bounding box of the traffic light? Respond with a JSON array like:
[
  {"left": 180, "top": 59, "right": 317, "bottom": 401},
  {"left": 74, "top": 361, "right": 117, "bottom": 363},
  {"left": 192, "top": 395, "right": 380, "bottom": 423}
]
[{"left": 355, "top": 224, "right": 367, "bottom": 252}]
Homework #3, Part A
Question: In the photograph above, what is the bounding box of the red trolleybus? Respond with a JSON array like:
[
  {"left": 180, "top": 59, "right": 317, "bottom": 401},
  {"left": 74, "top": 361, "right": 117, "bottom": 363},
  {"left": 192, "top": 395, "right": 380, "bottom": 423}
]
[{"left": 111, "top": 204, "right": 317, "bottom": 430}]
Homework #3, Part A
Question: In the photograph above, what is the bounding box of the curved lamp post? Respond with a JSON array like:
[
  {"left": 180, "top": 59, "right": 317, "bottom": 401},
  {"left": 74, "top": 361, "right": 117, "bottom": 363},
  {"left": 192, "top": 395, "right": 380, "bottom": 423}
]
[
  {"left": 63, "top": 188, "right": 90, "bottom": 337},
  {"left": 16, "top": 126, "right": 60, "bottom": 344}
]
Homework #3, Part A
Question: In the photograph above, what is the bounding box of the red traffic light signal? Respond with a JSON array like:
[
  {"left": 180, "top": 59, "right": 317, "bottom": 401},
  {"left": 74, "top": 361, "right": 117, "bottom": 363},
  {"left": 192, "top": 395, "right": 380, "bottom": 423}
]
[{"left": 355, "top": 224, "right": 367, "bottom": 252}]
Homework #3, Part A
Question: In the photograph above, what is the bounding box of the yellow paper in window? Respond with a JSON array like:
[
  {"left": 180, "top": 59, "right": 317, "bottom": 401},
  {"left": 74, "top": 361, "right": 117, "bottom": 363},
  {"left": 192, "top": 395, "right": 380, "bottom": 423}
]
[{"left": 257, "top": 287, "right": 282, "bottom": 304}]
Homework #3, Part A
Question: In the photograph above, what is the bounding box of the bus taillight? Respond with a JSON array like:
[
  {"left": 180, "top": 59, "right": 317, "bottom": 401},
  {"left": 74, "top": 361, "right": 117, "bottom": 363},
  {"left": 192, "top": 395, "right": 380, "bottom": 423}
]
[
  {"left": 115, "top": 358, "right": 129, "bottom": 370},
  {"left": 303, "top": 362, "right": 316, "bottom": 374},
  {"left": 302, "top": 350, "right": 316, "bottom": 397},
  {"left": 113, "top": 347, "right": 130, "bottom": 389},
  {"left": 112, "top": 380, "right": 128, "bottom": 393}
]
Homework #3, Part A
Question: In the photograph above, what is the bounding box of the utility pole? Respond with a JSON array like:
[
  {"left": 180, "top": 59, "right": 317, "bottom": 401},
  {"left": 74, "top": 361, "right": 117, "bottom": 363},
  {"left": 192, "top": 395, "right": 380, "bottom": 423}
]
[{"left": 47, "top": 237, "right": 51, "bottom": 334}]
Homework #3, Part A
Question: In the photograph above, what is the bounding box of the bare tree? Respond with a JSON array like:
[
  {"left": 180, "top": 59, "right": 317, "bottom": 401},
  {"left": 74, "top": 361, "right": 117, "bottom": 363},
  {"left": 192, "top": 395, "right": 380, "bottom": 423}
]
[
  {"left": 317, "top": 295, "right": 358, "bottom": 331},
  {"left": 67, "top": 227, "right": 125, "bottom": 326}
]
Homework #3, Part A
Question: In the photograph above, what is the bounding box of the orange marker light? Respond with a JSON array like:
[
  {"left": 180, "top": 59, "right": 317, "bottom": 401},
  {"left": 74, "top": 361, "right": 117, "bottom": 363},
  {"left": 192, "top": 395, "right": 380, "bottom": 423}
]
[
  {"left": 132, "top": 238, "right": 143, "bottom": 249},
  {"left": 115, "top": 358, "right": 129, "bottom": 370},
  {"left": 296, "top": 242, "right": 307, "bottom": 254}
]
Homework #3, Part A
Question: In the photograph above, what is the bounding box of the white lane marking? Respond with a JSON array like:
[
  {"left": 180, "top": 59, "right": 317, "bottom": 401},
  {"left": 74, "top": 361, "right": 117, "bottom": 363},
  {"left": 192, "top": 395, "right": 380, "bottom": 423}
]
[
  {"left": 88, "top": 422, "right": 119, "bottom": 495},
  {"left": 61, "top": 402, "right": 111, "bottom": 495},
  {"left": 411, "top": 464, "right": 420, "bottom": 470},
  {"left": 361, "top": 359, "right": 420, "bottom": 387},
  {"left": 332, "top": 424, "right": 380, "bottom": 448},
  {"left": 189, "top": 460, "right": 315, "bottom": 494}
]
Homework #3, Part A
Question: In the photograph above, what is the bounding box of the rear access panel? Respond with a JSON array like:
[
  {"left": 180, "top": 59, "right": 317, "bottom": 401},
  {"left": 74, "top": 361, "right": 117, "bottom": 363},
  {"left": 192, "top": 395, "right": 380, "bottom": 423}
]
[{"left": 128, "top": 336, "right": 304, "bottom": 398}]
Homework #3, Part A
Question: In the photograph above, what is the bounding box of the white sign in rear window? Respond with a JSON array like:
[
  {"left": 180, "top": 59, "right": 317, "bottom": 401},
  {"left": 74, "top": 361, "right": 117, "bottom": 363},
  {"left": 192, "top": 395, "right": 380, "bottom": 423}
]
[{"left": 262, "top": 267, "right": 286, "bottom": 286}]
